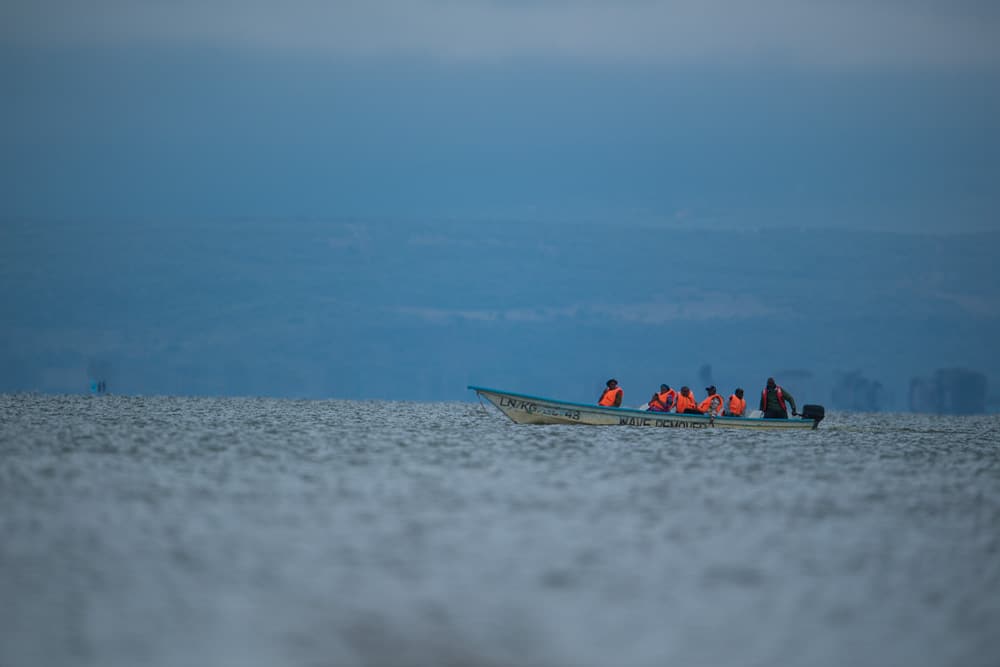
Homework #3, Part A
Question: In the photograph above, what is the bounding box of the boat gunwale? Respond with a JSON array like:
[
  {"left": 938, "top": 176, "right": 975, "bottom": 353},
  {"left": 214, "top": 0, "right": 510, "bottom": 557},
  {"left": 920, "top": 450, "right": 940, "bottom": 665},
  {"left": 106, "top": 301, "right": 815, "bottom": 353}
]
[{"left": 468, "top": 385, "right": 816, "bottom": 425}]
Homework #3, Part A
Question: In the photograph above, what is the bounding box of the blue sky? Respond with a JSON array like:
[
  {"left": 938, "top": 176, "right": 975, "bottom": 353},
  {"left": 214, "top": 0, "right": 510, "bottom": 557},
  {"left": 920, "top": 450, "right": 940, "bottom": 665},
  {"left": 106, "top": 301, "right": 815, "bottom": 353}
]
[{"left": 1, "top": 1, "right": 999, "bottom": 405}]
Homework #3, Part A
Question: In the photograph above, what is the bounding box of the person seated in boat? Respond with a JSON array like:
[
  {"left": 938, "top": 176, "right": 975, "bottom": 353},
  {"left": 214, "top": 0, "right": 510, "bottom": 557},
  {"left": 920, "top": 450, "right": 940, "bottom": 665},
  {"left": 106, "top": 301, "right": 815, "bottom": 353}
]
[
  {"left": 760, "top": 377, "right": 798, "bottom": 418},
  {"left": 698, "top": 386, "right": 724, "bottom": 416},
  {"left": 726, "top": 388, "right": 747, "bottom": 417},
  {"left": 647, "top": 384, "right": 676, "bottom": 412},
  {"left": 675, "top": 386, "right": 702, "bottom": 414},
  {"left": 598, "top": 379, "right": 623, "bottom": 407}
]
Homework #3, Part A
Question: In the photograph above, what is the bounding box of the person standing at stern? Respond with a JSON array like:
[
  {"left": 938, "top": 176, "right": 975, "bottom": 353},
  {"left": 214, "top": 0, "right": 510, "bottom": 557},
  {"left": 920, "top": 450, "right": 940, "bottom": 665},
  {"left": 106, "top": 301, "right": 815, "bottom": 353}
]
[{"left": 760, "top": 377, "right": 797, "bottom": 418}]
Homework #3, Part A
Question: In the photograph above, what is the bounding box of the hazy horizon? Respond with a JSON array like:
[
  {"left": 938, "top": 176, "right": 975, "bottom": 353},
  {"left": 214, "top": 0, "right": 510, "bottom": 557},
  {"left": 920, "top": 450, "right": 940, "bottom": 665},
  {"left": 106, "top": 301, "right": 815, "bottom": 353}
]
[{"left": 2, "top": 217, "right": 997, "bottom": 411}]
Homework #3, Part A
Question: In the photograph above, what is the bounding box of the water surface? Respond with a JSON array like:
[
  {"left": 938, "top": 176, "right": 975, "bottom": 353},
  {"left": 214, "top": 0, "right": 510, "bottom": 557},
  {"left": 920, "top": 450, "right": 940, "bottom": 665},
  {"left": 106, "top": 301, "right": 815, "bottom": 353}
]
[{"left": 2, "top": 394, "right": 998, "bottom": 666}]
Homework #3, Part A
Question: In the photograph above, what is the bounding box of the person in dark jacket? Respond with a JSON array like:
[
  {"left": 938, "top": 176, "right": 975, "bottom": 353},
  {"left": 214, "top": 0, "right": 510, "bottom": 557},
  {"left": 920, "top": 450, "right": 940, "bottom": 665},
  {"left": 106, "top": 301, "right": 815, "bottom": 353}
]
[{"left": 760, "top": 377, "right": 798, "bottom": 418}]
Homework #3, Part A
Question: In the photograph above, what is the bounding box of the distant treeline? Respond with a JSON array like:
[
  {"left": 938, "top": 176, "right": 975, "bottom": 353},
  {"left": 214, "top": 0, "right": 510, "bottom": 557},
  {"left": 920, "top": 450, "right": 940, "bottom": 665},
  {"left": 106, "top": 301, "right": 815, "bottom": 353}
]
[
  {"left": 909, "top": 369, "right": 989, "bottom": 415},
  {"left": 828, "top": 368, "right": 990, "bottom": 414}
]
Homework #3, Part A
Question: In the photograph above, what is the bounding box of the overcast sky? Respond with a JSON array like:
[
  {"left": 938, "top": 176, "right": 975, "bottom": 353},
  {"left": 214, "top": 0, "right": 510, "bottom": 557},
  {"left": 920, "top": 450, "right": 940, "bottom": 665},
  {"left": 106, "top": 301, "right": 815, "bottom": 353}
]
[
  {"left": 5, "top": 0, "right": 1000, "bottom": 67},
  {"left": 4, "top": 0, "right": 999, "bottom": 229}
]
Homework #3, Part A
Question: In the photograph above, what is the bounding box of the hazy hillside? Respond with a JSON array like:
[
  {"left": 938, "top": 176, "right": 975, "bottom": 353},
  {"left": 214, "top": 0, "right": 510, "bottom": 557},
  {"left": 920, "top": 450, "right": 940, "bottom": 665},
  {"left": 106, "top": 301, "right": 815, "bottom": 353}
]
[{"left": 1, "top": 218, "right": 997, "bottom": 409}]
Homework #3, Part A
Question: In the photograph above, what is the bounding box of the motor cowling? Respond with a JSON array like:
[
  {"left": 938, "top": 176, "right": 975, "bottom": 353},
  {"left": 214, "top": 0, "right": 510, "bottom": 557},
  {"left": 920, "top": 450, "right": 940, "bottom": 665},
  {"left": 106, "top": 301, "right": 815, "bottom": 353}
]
[{"left": 801, "top": 404, "right": 825, "bottom": 423}]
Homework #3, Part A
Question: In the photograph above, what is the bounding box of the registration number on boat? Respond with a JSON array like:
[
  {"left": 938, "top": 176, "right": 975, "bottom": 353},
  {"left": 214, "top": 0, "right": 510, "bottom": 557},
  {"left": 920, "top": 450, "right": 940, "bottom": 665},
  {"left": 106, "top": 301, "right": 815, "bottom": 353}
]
[{"left": 497, "top": 396, "right": 581, "bottom": 420}]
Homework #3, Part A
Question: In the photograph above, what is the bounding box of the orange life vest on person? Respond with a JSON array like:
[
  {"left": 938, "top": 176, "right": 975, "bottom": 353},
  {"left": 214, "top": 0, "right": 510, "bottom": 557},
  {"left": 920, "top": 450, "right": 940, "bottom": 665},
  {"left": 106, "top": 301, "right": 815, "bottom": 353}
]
[
  {"left": 728, "top": 395, "right": 746, "bottom": 416},
  {"left": 599, "top": 387, "right": 623, "bottom": 406},
  {"left": 648, "top": 390, "right": 674, "bottom": 412},
  {"left": 675, "top": 392, "right": 698, "bottom": 413},
  {"left": 665, "top": 388, "right": 677, "bottom": 410},
  {"left": 761, "top": 386, "right": 786, "bottom": 411},
  {"left": 698, "top": 393, "right": 724, "bottom": 416}
]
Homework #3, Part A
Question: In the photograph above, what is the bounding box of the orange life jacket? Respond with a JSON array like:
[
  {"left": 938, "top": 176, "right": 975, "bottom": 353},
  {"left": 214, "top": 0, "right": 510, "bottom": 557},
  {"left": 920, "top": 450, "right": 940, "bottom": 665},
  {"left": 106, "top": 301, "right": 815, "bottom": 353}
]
[
  {"left": 728, "top": 395, "right": 746, "bottom": 416},
  {"left": 599, "top": 387, "right": 623, "bottom": 406},
  {"left": 675, "top": 392, "right": 698, "bottom": 413},
  {"left": 648, "top": 390, "right": 673, "bottom": 411},
  {"left": 665, "top": 388, "right": 677, "bottom": 410},
  {"left": 698, "top": 393, "right": 724, "bottom": 415}
]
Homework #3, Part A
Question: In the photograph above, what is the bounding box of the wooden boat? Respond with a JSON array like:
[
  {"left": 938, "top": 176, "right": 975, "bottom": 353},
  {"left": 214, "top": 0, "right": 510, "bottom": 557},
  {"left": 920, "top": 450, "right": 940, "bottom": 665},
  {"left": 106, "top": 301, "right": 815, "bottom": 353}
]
[{"left": 469, "top": 385, "right": 825, "bottom": 430}]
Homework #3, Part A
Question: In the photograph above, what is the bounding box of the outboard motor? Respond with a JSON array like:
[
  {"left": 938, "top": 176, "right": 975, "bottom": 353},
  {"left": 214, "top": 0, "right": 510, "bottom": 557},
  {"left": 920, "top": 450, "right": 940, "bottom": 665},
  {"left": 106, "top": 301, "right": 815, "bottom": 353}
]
[{"left": 801, "top": 404, "right": 825, "bottom": 427}]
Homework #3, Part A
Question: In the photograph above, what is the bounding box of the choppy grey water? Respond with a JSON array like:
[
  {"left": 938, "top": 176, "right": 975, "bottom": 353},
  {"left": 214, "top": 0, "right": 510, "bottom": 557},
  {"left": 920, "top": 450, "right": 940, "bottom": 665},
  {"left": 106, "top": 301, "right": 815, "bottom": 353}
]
[{"left": 1, "top": 393, "right": 998, "bottom": 667}]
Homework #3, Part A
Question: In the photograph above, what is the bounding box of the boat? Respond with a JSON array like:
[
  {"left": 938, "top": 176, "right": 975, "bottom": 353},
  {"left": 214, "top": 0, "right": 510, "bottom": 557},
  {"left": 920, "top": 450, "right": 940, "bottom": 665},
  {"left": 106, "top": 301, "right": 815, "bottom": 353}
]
[{"left": 469, "top": 385, "right": 825, "bottom": 430}]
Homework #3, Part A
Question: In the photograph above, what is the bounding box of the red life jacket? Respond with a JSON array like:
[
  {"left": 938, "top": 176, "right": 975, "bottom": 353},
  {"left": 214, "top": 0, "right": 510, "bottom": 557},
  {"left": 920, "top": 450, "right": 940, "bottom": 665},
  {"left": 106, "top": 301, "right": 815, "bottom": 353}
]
[
  {"left": 599, "top": 387, "right": 623, "bottom": 406},
  {"left": 761, "top": 386, "right": 786, "bottom": 411}
]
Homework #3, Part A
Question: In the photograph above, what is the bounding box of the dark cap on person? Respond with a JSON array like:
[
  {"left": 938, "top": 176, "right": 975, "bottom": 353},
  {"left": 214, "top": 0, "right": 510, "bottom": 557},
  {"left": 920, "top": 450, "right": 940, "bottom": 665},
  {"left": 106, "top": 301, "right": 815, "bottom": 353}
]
[
  {"left": 705, "top": 385, "right": 716, "bottom": 394},
  {"left": 766, "top": 377, "right": 776, "bottom": 388}
]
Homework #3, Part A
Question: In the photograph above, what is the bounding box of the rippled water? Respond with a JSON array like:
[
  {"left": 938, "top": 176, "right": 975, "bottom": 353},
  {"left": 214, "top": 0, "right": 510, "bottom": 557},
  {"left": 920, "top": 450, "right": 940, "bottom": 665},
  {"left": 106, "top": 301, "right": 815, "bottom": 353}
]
[{"left": 2, "top": 393, "right": 998, "bottom": 667}]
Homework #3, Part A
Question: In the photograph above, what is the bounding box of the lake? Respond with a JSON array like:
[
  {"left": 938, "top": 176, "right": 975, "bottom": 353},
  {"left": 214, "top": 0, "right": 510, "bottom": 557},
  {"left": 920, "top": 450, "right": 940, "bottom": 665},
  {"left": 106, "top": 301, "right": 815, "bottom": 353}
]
[{"left": 1, "top": 393, "right": 998, "bottom": 666}]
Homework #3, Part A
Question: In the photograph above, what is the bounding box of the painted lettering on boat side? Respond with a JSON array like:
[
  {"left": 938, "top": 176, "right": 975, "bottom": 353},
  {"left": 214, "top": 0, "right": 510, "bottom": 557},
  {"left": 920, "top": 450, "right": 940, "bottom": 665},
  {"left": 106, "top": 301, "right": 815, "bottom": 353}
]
[
  {"left": 498, "top": 396, "right": 537, "bottom": 412},
  {"left": 497, "top": 396, "right": 580, "bottom": 420},
  {"left": 619, "top": 416, "right": 708, "bottom": 428}
]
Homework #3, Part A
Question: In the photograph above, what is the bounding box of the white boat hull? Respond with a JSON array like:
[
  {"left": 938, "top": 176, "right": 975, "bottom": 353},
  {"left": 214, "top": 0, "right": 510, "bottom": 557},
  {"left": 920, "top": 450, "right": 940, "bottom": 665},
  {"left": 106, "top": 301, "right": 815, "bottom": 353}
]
[{"left": 470, "top": 386, "right": 821, "bottom": 430}]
